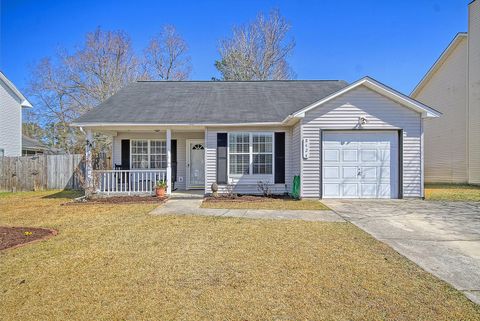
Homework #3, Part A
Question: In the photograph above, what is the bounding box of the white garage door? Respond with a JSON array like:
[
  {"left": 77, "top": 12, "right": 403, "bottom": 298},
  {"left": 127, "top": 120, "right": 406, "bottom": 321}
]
[{"left": 322, "top": 131, "right": 399, "bottom": 199}]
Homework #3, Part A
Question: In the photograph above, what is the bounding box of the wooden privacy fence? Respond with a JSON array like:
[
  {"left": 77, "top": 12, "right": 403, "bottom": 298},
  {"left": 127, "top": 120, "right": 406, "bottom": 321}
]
[{"left": 0, "top": 154, "right": 84, "bottom": 192}]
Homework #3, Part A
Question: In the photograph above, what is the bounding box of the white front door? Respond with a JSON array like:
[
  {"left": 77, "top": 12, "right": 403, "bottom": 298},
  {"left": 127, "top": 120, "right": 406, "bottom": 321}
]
[
  {"left": 186, "top": 139, "right": 205, "bottom": 189},
  {"left": 322, "top": 131, "right": 399, "bottom": 199}
]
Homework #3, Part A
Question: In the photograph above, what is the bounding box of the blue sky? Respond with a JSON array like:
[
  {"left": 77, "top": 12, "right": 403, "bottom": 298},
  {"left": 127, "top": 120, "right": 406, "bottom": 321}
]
[{"left": 1, "top": 0, "right": 469, "bottom": 95}]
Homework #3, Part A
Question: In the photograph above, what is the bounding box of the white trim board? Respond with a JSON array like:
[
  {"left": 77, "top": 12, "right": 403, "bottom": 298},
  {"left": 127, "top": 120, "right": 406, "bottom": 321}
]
[
  {"left": 411, "top": 33, "right": 468, "bottom": 97},
  {"left": 0, "top": 71, "right": 32, "bottom": 108},
  {"left": 291, "top": 77, "right": 441, "bottom": 119}
]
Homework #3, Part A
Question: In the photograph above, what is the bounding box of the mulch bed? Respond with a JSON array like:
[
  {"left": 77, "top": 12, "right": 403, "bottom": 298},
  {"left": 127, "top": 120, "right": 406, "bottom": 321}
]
[
  {"left": 0, "top": 227, "right": 57, "bottom": 251},
  {"left": 204, "top": 195, "right": 295, "bottom": 203},
  {"left": 63, "top": 195, "right": 167, "bottom": 206}
]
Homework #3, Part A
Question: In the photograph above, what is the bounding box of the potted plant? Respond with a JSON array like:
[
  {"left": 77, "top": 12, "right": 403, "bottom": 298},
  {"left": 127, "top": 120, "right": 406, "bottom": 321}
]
[{"left": 155, "top": 179, "right": 168, "bottom": 198}]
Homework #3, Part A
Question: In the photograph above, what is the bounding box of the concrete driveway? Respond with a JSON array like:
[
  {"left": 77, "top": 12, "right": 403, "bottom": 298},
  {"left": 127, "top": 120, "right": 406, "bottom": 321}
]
[{"left": 323, "top": 199, "right": 480, "bottom": 304}]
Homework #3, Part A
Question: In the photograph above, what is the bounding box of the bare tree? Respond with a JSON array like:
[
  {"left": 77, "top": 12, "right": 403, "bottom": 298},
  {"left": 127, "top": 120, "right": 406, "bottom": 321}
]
[
  {"left": 65, "top": 27, "right": 142, "bottom": 114},
  {"left": 143, "top": 25, "right": 191, "bottom": 80},
  {"left": 28, "top": 27, "right": 142, "bottom": 152},
  {"left": 215, "top": 9, "right": 295, "bottom": 80}
]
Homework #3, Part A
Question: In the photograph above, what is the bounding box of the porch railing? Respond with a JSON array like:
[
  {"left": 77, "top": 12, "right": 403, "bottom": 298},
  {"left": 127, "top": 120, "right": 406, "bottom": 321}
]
[{"left": 94, "top": 169, "right": 167, "bottom": 195}]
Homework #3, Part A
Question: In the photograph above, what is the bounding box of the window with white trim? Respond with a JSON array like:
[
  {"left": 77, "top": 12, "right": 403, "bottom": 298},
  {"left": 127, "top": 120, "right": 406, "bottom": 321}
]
[
  {"left": 131, "top": 140, "right": 167, "bottom": 169},
  {"left": 252, "top": 133, "right": 273, "bottom": 174},
  {"left": 229, "top": 133, "right": 250, "bottom": 174},
  {"left": 228, "top": 132, "right": 273, "bottom": 175},
  {"left": 150, "top": 140, "right": 167, "bottom": 169}
]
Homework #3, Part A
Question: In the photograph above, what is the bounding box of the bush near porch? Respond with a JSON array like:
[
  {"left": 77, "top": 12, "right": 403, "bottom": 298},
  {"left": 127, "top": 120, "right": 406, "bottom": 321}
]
[{"left": 1, "top": 191, "right": 479, "bottom": 320}]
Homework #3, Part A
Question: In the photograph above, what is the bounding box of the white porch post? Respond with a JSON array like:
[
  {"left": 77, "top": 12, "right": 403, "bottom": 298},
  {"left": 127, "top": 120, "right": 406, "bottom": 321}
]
[
  {"left": 166, "top": 129, "right": 172, "bottom": 195},
  {"left": 85, "top": 129, "right": 94, "bottom": 196}
]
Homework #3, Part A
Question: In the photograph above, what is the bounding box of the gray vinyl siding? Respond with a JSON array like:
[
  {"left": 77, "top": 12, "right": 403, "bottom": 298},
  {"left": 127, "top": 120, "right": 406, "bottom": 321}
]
[
  {"left": 301, "top": 86, "right": 423, "bottom": 198},
  {"left": 205, "top": 126, "right": 292, "bottom": 195},
  {"left": 0, "top": 80, "right": 22, "bottom": 157},
  {"left": 112, "top": 131, "right": 204, "bottom": 190}
]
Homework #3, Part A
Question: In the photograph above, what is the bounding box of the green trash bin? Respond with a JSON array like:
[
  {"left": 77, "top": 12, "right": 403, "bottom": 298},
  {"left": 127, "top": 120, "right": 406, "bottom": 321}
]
[{"left": 291, "top": 175, "right": 300, "bottom": 199}]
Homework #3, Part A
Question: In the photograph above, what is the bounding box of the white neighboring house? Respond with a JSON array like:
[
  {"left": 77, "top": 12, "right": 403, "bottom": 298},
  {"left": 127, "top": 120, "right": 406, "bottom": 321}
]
[
  {"left": 0, "top": 71, "right": 32, "bottom": 157},
  {"left": 412, "top": 0, "right": 480, "bottom": 184},
  {"left": 72, "top": 76, "right": 440, "bottom": 199}
]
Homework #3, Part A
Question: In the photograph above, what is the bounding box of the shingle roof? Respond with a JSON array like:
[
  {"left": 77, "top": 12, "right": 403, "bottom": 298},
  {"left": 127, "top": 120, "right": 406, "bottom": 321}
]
[
  {"left": 22, "top": 135, "right": 48, "bottom": 150},
  {"left": 73, "top": 80, "right": 349, "bottom": 124}
]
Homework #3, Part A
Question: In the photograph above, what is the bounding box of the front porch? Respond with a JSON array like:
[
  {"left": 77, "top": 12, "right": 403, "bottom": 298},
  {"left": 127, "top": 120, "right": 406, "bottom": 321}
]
[{"left": 84, "top": 128, "right": 206, "bottom": 196}]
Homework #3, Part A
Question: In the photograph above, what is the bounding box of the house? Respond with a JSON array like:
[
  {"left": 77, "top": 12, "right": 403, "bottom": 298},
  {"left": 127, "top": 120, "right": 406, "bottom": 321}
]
[
  {"left": 411, "top": 0, "right": 480, "bottom": 184},
  {"left": 22, "top": 135, "right": 64, "bottom": 156},
  {"left": 72, "top": 76, "right": 439, "bottom": 199},
  {"left": 0, "top": 71, "right": 32, "bottom": 157}
]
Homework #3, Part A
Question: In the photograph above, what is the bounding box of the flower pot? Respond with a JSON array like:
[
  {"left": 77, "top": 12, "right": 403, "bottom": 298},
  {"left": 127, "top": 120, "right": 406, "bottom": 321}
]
[{"left": 155, "top": 187, "right": 166, "bottom": 198}]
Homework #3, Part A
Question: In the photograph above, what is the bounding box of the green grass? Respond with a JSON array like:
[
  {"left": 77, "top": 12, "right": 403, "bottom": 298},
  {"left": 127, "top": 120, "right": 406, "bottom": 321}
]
[
  {"left": 425, "top": 183, "right": 480, "bottom": 201},
  {"left": 201, "top": 198, "right": 330, "bottom": 210},
  {"left": 1, "top": 191, "right": 479, "bottom": 320}
]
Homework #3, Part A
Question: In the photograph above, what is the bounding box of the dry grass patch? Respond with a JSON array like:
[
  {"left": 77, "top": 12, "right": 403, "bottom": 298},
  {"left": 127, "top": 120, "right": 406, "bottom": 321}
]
[
  {"left": 0, "top": 191, "right": 479, "bottom": 320},
  {"left": 202, "top": 196, "right": 329, "bottom": 210},
  {"left": 425, "top": 183, "right": 480, "bottom": 202}
]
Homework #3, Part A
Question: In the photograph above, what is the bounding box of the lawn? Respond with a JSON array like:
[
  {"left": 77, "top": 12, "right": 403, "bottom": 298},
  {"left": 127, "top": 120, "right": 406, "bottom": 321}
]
[
  {"left": 1, "top": 191, "right": 479, "bottom": 320},
  {"left": 201, "top": 196, "right": 330, "bottom": 210},
  {"left": 425, "top": 183, "right": 480, "bottom": 201}
]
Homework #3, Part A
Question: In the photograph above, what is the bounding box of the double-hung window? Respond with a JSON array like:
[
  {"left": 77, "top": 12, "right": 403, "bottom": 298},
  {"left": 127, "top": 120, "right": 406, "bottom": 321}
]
[
  {"left": 228, "top": 132, "right": 273, "bottom": 175},
  {"left": 131, "top": 140, "right": 166, "bottom": 169},
  {"left": 228, "top": 133, "right": 250, "bottom": 174},
  {"left": 252, "top": 133, "right": 273, "bottom": 174}
]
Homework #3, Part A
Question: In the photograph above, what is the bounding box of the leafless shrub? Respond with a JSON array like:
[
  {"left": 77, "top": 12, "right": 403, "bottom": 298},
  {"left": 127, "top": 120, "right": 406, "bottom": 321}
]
[
  {"left": 257, "top": 180, "right": 272, "bottom": 197},
  {"left": 225, "top": 183, "right": 237, "bottom": 199}
]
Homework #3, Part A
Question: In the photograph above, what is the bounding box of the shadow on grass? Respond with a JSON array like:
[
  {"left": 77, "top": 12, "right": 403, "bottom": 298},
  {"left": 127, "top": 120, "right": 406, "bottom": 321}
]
[{"left": 42, "top": 190, "right": 84, "bottom": 199}]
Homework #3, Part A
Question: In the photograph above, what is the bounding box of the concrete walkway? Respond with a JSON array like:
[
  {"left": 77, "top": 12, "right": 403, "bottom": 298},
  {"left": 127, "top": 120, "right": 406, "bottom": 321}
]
[
  {"left": 151, "top": 197, "right": 344, "bottom": 222},
  {"left": 323, "top": 199, "right": 480, "bottom": 304}
]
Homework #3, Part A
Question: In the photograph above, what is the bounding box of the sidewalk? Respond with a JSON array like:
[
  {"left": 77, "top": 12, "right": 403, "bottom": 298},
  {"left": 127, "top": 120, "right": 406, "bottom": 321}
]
[{"left": 150, "top": 198, "right": 344, "bottom": 222}]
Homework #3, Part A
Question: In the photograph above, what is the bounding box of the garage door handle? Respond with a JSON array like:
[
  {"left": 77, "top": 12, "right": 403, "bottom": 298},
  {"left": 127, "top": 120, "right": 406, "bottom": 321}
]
[{"left": 357, "top": 167, "right": 361, "bottom": 176}]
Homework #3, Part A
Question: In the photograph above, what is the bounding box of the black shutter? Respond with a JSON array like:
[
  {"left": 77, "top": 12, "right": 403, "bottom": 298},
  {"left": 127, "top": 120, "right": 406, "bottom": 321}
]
[
  {"left": 217, "top": 133, "right": 228, "bottom": 184},
  {"left": 274, "top": 132, "right": 285, "bottom": 184},
  {"left": 171, "top": 140, "right": 177, "bottom": 183},
  {"left": 121, "top": 140, "right": 130, "bottom": 169}
]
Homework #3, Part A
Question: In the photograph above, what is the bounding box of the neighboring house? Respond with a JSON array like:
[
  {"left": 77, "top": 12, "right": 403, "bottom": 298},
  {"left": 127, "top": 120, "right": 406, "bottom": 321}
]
[
  {"left": 411, "top": 0, "right": 480, "bottom": 184},
  {"left": 22, "top": 135, "right": 64, "bottom": 156},
  {"left": 0, "top": 71, "right": 32, "bottom": 157},
  {"left": 73, "top": 77, "right": 439, "bottom": 199},
  {"left": 22, "top": 135, "right": 48, "bottom": 156}
]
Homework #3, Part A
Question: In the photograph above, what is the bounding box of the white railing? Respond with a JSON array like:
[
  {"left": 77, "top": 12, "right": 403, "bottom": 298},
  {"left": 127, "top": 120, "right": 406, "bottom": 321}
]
[{"left": 94, "top": 169, "right": 167, "bottom": 195}]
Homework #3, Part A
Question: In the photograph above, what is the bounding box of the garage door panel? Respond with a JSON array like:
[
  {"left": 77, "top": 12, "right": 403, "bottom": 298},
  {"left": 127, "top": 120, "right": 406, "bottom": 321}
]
[
  {"left": 323, "top": 166, "right": 339, "bottom": 179},
  {"left": 324, "top": 150, "right": 339, "bottom": 162},
  {"left": 342, "top": 167, "right": 358, "bottom": 179},
  {"left": 342, "top": 150, "right": 358, "bottom": 161},
  {"left": 361, "top": 149, "right": 377, "bottom": 161},
  {"left": 323, "top": 183, "right": 340, "bottom": 197},
  {"left": 361, "top": 183, "right": 377, "bottom": 197},
  {"left": 343, "top": 184, "right": 358, "bottom": 197},
  {"left": 362, "top": 167, "right": 377, "bottom": 179},
  {"left": 322, "top": 131, "right": 399, "bottom": 199}
]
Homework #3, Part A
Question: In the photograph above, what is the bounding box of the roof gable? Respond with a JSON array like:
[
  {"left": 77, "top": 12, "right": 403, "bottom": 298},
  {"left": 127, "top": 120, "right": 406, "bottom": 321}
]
[
  {"left": 292, "top": 77, "right": 441, "bottom": 119},
  {"left": 0, "top": 71, "right": 32, "bottom": 108},
  {"left": 411, "top": 33, "right": 467, "bottom": 97}
]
